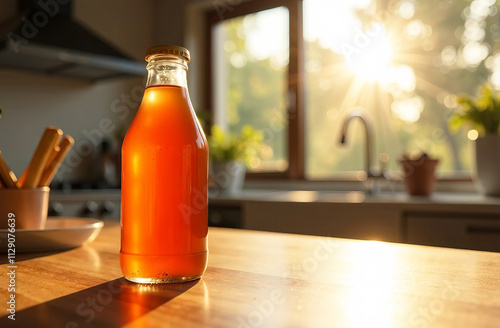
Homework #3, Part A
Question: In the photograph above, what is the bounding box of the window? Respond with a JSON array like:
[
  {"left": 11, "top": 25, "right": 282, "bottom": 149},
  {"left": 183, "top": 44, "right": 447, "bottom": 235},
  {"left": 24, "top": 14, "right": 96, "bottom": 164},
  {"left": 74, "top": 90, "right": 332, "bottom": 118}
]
[
  {"left": 212, "top": 7, "right": 290, "bottom": 172},
  {"left": 207, "top": 0, "right": 500, "bottom": 180}
]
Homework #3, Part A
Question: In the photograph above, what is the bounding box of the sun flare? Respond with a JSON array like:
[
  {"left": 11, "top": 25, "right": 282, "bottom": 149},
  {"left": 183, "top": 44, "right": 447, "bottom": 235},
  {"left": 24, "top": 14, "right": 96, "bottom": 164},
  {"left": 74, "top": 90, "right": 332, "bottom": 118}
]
[{"left": 346, "top": 33, "right": 394, "bottom": 82}]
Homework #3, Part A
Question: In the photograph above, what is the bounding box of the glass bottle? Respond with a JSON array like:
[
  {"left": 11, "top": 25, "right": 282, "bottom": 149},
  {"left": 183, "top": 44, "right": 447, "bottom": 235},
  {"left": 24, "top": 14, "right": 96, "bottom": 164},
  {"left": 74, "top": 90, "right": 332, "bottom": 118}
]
[{"left": 120, "top": 45, "right": 208, "bottom": 283}]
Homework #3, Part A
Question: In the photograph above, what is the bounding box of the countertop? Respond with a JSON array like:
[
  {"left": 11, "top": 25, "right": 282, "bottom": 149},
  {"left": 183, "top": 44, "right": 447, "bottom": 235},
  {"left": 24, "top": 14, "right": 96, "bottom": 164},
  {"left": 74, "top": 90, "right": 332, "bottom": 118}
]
[
  {"left": 49, "top": 188, "right": 500, "bottom": 207},
  {"left": 209, "top": 189, "right": 500, "bottom": 206},
  {"left": 50, "top": 188, "right": 500, "bottom": 206},
  {"left": 1, "top": 222, "right": 500, "bottom": 327}
]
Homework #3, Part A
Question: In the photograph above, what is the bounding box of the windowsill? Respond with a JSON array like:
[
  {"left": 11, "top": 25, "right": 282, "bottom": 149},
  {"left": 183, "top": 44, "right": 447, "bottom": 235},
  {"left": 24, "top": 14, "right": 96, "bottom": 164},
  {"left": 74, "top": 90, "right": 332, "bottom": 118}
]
[{"left": 243, "top": 178, "right": 478, "bottom": 193}]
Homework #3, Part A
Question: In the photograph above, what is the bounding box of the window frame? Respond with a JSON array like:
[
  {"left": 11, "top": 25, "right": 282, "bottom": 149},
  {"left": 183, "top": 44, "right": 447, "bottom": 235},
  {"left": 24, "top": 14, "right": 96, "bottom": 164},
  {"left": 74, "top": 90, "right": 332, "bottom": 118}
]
[{"left": 205, "top": 0, "right": 305, "bottom": 180}]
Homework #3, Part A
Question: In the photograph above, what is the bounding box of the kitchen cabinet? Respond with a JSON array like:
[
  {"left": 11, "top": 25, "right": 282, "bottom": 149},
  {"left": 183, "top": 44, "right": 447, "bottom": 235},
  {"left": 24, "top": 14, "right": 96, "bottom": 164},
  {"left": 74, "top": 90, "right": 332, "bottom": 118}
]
[
  {"left": 210, "top": 190, "right": 500, "bottom": 252},
  {"left": 244, "top": 202, "right": 401, "bottom": 242},
  {"left": 50, "top": 190, "right": 121, "bottom": 221},
  {"left": 208, "top": 204, "right": 243, "bottom": 228},
  {"left": 405, "top": 212, "right": 500, "bottom": 252}
]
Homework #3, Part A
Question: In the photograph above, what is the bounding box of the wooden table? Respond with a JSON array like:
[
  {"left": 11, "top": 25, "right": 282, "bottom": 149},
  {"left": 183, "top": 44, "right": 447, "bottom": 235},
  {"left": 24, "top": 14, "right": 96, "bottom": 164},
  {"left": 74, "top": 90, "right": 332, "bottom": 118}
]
[{"left": 1, "top": 222, "right": 500, "bottom": 327}]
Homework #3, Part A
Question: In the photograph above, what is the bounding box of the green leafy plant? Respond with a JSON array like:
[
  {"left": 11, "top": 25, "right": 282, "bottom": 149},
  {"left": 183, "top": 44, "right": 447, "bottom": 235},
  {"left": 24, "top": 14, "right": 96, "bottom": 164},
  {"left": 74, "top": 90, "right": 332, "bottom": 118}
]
[
  {"left": 208, "top": 125, "right": 263, "bottom": 167},
  {"left": 450, "top": 85, "right": 500, "bottom": 135}
]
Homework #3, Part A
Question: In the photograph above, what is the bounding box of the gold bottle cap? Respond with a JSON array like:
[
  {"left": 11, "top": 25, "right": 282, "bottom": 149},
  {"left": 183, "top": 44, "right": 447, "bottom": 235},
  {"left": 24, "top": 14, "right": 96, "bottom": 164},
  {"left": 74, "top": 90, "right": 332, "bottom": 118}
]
[{"left": 145, "top": 45, "right": 191, "bottom": 63}]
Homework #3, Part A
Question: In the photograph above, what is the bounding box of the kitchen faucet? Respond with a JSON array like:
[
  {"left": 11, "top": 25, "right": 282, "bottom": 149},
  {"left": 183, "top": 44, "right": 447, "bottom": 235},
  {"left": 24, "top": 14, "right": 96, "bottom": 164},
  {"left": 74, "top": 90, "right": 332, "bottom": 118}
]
[{"left": 339, "top": 109, "right": 388, "bottom": 194}]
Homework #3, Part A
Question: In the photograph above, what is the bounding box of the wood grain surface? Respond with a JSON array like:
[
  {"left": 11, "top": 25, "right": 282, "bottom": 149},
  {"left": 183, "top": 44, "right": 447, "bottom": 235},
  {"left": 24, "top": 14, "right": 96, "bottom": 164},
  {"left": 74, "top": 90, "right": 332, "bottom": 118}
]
[{"left": 0, "top": 222, "right": 499, "bottom": 327}]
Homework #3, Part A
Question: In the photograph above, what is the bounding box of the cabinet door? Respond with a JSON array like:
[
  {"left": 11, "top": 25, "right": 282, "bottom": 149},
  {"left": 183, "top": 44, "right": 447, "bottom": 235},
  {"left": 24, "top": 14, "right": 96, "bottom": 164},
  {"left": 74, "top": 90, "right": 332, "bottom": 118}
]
[
  {"left": 245, "top": 202, "right": 401, "bottom": 242},
  {"left": 208, "top": 205, "right": 243, "bottom": 228},
  {"left": 406, "top": 214, "right": 500, "bottom": 252}
]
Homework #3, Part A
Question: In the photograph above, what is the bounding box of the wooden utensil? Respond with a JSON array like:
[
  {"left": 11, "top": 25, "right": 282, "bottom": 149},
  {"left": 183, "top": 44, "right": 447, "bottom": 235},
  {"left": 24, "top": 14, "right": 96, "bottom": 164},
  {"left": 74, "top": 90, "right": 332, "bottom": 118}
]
[
  {"left": 21, "top": 148, "right": 58, "bottom": 188},
  {"left": 0, "top": 151, "right": 19, "bottom": 189},
  {"left": 23, "top": 127, "right": 63, "bottom": 189},
  {"left": 38, "top": 136, "right": 74, "bottom": 187},
  {"left": 44, "top": 144, "right": 61, "bottom": 172},
  {"left": 18, "top": 169, "right": 27, "bottom": 187}
]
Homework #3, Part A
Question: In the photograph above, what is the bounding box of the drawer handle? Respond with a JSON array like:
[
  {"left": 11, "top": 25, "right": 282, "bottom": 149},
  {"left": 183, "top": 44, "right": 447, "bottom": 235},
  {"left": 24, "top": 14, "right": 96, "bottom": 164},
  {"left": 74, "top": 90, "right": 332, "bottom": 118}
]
[{"left": 466, "top": 225, "right": 500, "bottom": 234}]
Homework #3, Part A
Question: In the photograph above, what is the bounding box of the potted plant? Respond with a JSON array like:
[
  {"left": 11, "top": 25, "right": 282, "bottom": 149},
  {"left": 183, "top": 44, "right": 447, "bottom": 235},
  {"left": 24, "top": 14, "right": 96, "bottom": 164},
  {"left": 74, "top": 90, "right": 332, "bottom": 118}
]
[
  {"left": 208, "top": 125, "right": 263, "bottom": 194},
  {"left": 450, "top": 84, "right": 500, "bottom": 196}
]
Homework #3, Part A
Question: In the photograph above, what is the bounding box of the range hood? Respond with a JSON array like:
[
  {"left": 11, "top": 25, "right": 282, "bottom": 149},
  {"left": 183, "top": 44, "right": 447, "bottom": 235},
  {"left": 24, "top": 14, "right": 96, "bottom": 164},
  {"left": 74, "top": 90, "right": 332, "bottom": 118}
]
[{"left": 0, "top": 0, "right": 145, "bottom": 80}]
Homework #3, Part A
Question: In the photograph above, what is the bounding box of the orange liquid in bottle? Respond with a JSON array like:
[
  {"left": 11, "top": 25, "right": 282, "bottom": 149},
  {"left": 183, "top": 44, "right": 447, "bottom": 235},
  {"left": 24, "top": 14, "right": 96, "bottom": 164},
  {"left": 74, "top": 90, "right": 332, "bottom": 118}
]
[{"left": 120, "top": 85, "right": 208, "bottom": 283}]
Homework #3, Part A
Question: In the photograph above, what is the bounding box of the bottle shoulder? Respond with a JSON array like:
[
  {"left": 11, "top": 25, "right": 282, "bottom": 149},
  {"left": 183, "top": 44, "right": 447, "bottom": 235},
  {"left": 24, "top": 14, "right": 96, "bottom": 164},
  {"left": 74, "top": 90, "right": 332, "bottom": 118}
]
[{"left": 124, "top": 85, "right": 207, "bottom": 146}]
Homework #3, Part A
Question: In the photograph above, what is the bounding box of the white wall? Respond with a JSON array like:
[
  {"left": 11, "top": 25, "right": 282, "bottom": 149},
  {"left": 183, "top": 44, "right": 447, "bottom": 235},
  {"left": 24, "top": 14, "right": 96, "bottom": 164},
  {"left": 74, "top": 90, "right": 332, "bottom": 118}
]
[
  {"left": 154, "top": 0, "right": 188, "bottom": 47},
  {"left": 0, "top": 70, "right": 144, "bottom": 182},
  {"left": 74, "top": 0, "right": 155, "bottom": 60},
  {"left": 0, "top": 0, "right": 156, "bottom": 183}
]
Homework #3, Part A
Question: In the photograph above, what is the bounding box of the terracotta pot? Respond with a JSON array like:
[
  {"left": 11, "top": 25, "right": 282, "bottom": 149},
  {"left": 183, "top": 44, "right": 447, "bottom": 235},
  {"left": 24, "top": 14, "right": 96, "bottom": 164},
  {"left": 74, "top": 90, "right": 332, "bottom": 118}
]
[
  {"left": 474, "top": 135, "right": 500, "bottom": 197},
  {"left": 400, "top": 159, "right": 439, "bottom": 196}
]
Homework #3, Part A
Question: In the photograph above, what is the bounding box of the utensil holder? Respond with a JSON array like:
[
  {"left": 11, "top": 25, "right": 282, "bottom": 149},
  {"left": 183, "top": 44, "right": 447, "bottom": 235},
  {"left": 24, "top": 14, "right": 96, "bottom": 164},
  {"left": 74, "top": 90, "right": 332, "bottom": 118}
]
[{"left": 0, "top": 187, "right": 50, "bottom": 230}]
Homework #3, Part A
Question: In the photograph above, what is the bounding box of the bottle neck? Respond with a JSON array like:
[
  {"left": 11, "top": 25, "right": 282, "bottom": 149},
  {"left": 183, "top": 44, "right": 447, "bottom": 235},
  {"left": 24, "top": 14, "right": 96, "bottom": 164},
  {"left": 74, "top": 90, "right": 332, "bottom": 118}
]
[{"left": 146, "top": 55, "right": 188, "bottom": 88}]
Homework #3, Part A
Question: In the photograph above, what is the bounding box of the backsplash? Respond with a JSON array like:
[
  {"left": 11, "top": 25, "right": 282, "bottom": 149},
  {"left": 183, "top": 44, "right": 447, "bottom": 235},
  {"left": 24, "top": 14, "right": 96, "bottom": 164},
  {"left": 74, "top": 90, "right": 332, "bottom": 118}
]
[{"left": 0, "top": 69, "right": 143, "bottom": 184}]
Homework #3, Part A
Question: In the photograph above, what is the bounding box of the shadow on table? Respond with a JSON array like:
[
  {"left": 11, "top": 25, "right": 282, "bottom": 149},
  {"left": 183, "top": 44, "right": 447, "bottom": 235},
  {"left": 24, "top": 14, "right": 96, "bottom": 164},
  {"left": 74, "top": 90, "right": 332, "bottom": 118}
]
[
  {"left": 0, "top": 249, "right": 75, "bottom": 265},
  {"left": 0, "top": 277, "right": 198, "bottom": 327}
]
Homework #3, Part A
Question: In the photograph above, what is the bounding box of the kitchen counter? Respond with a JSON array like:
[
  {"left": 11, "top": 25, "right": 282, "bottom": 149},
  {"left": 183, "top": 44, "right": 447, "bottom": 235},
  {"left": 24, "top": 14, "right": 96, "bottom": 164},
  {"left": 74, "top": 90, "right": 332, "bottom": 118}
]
[
  {"left": 209, "top": 189, "right": 500, "bottom": 207},
  {"left": 49, "top": 188, "right": 500, "bottom": 206},
  {"left": 50, "top": 189, "right": 121, "bottom": 202},
  {"left": 1, "top": 222, "right": 499, "bottom": 327}
]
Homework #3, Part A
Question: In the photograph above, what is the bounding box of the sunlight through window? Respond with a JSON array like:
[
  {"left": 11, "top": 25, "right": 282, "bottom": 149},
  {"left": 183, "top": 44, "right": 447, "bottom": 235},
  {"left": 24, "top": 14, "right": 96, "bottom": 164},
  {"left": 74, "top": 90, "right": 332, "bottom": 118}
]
[{"left": 304, "top": 0, "right": 499, "bottom": 178}]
